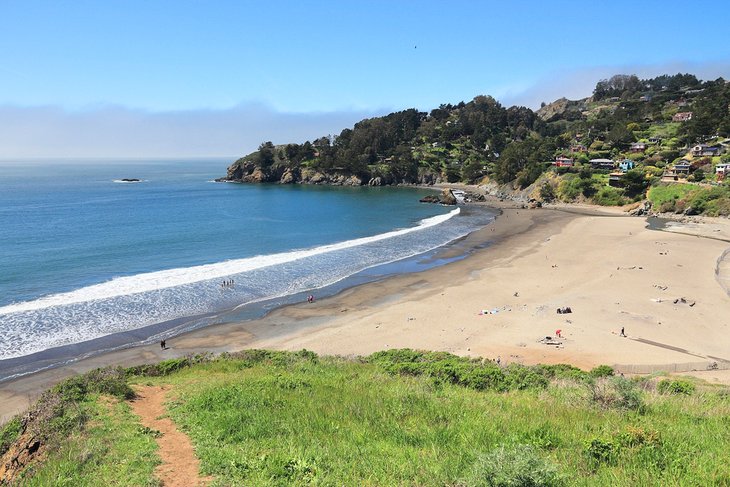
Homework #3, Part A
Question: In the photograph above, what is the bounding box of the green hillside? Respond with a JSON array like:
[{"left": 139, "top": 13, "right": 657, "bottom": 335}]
[
  {"left": 222, "top": 73, "right": 730, "bottom": 215},
  {"left": 3, "top": 350, "right": 729, "bottom": 485}
]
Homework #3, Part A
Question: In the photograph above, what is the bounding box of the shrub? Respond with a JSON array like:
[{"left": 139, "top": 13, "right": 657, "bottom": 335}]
[
  {"left": 53, "top": 366, "right": 134, "bottom": 401},
  {"left": 462, "top": 366, "right": 508, "bottom": 391},
  {"left": 369, "top": 349, "right": 558, "bottom": 392},
  {"left": 592, "top": 187, "right": 627, "bottom": 206},
  {"left": 657, "top": 379, "right": 695, "bottom": 395},
  {"left": 659, "top": 200, "right": 676, "bottom": 213},
  {"left": 557, "top": 175, "right": 581, "bottom": 201},
  {"left": 589, "top": 377, "right": 643, "bottom": 410},
  {"left": 616, "top": 426, "right": 662, "bottom": 448},
  {"left": 589, "top": 365, "right": 615, "bottom": 378},
  {"left": 539, "top": 182, "right": 556, "bottom": 202},
  {"left": 503, "top": 364, "right": 549, "bottom": 390},
  {"left": 519, "top": 425, "right": 561, "bottom": 450},
  {"left": 531, "top": 364, "right": 587, "bottom": 382},
  {"left": 126, "top": 352, "right": 213, "bottom": 377},
  {"left": 612, "top": 377, "right": 644, "bottom": 410},
  {"left": 274, "top": 458, "right": 318, "bottom": 483},
  {"left": 465, "top": 444, "right": 563, "bottom": 487},
  {"left": 586, "top": 438, "right": 618, "bottom": 466}
]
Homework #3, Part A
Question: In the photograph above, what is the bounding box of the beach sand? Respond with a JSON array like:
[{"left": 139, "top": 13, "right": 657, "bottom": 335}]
[{"left": 3, "top": 201, "right": 730, "bottom": 423}]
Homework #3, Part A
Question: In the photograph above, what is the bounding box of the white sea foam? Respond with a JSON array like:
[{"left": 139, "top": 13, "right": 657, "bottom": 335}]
[{"left": 0, "top": 208, "right": 459, "bottom": 316}]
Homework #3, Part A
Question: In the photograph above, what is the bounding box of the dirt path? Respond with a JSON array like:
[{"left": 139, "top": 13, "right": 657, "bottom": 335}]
[{"left": 129, "top": 385, "right": 211, "bottom": 487}]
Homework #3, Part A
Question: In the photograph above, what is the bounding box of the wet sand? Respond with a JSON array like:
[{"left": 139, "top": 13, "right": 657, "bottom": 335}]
[{"left": 3, "top": 200, "right": 730, "bottom": 423}]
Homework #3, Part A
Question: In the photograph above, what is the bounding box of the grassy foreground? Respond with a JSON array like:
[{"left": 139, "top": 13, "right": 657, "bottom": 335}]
[{"left": 2, "top": 350, "right": 729, "bottom": 486}]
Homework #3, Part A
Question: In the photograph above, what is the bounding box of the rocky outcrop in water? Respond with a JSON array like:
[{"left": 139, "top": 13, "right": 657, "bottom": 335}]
[{"left": 419, "top": 189, "right": 458, "bottom": 205}]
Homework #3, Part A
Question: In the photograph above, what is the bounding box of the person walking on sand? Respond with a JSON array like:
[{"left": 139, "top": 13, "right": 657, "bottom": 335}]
[
  {"left": 620, "top": 327, "right": 626, "bottom": 337},
  {"left": 160, "top": 339, "right": 166, "bottom": 350}
]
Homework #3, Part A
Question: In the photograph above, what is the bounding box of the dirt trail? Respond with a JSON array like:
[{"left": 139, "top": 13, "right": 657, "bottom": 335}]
[{"left": 129, "top": 385, "right": 211, "bottom": 487}]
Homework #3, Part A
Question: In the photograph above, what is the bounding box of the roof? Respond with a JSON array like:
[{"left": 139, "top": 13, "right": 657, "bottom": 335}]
[{"left": 589, "top": 158, "right": 614, "bottom": 163}]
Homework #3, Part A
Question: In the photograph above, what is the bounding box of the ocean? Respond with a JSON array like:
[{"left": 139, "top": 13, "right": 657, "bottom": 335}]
[{"left": 0, "top": 159, "right": 495, "bottom": 379}]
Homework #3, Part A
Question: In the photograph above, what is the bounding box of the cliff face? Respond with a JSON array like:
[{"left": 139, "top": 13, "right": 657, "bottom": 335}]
[{"left": 220, "top": 156, "right": 442, "bottom": 186}]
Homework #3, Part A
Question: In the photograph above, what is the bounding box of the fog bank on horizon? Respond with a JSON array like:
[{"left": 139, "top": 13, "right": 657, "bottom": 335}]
[
  {"left": 0, "top": 103, "right": 383, "bottom": 159},
  {"left": 2, "top": 60, "right": 728, "bottom": 159}
]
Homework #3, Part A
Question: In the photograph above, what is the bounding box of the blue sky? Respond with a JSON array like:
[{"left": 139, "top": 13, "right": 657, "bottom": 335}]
[{"left": 1, "top": 0, "right": 729, "bottom": 157}]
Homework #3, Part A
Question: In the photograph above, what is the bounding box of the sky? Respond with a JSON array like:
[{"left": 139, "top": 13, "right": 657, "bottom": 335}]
[{"left": 1, "top": 0, "right": 729, "bottom": 158}]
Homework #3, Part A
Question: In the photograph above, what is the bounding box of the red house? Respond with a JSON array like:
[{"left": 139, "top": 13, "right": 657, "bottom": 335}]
[{"left": 554, "top": 156, "right": 574, "bottom": 167}]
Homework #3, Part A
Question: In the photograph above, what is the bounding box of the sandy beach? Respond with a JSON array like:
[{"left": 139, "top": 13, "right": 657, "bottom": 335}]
[{"left": 3, "top": 198, "right": 730, "bottom": 423}]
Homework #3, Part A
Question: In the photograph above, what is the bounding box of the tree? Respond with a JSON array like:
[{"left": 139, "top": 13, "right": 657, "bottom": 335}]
[
  {"left": 461, "top": 158, "right": 484, "bottom": 182},
  {"left": 608, "top": 124, "right": 635, "bottom": 150},
  {"left": 593, "top": 74, "right": 642, "bottom": 100},
  {"left": 389, "top": 145, "right": 417, "bottom": 182},
  {"left": 622, "top": 169, "right": 651, "bottom": 198},
  {"left": 257, "top": 141, "right": 275, "bottom": 168},
  {"left": 494, "top": 138, "right": 547, "bottom": 184}
]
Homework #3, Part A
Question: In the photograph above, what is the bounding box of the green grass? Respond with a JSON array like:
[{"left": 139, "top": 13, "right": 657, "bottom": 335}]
[
  {"left": 17, "top": 397, "right": 160, "bottom": 486},
  {"left": 8, "top": 350, "right": 730, "bottom": 486},
  {"left": 645, "top": 122, "right": 681, "bottom": 139},
  {"left": 648, "top": 183, "right": 697, "bottom": 207},
  {"left": 144, "top": 351, "right": 728, "bottom": 486},
  {"left": 649, "top": 183, "right": 730, "bottom": 216}
]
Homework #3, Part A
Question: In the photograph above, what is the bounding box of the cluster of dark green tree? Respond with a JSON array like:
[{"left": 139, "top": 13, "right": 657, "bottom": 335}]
[{"left": 235, "top": 72, "right": 729, "bottom": 189}]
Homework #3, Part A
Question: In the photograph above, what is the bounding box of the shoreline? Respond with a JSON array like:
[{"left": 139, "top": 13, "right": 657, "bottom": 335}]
[
  {"left": 3, "top": 198, "right": 730, "bottom": 423},
  {"left": 0, "top": 203, "right": 497, "bottom": 383}
]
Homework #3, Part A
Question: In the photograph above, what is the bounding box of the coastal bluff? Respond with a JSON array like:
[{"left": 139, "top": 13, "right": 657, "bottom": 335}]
[{"left": 218, "top": 153, "right": 441, "bottom": 186}]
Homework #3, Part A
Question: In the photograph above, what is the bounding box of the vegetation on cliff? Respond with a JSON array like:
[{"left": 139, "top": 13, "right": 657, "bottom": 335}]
[
  {"left": 3, "top": 350, "right": 729, "bottom": 485},
  {"left": 224, "top": 73, "right": 730, "bottom": 214}
]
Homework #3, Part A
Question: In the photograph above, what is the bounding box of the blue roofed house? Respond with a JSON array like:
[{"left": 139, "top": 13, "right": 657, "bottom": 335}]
[
  {"left": 691, "top": 144, "right": 722, "bottom": 157},
  {"left": 618, "top": 159, "right": 634, "bottom": 172}
]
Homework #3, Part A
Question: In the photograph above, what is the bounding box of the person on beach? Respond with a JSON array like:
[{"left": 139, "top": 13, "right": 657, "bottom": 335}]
[
  {"left": 160, "top": 339, "right": 166, "bottom": 350},
  {"left": 620, "top": 327, "right": 626, "bottom": 337}
]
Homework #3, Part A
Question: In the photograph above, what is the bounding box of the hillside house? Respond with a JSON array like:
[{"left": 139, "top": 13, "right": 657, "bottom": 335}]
[
  {"left": 590, "top": 158, "right": 615, "bottom": 170},
  {"left": 662, "top": 160, "right": 692, "bottom": 181},
  {"left": 619, "top": 159, "right": 635, "bottom": 172},
  {"left": 648, "top": 137, "right": 662, "bottom": 144},
  {"left": 570, "top": 144, "right": 587, "bottom": 153},
  {"left": 554, "top": 156, "right": 574, "bottom": 167},
  {"left": 608, "top": 172, "right": 625, "bottom": 187},
  {"left": 673, "top": 112, "right": 693, "bottom": 122},
  {"left": 716, "top": 163, "right": 730, "bottom": 180},
  {"left": 630, "top": 142, "right": 647, "bottom": 153},
  {"left": 691, "top": 144, "right": 722, "bottom": 157},
  {"left": 674, "top": 161, "right": 691, "bottom": 175}
]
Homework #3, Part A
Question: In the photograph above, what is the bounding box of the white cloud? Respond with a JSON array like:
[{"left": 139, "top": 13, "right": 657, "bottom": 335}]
[
  {"left": 499, "top": 60, "right": 730, "bottom": 109},
  {"left": 0, "top": 103, "right": 385, "bottom": 159}
]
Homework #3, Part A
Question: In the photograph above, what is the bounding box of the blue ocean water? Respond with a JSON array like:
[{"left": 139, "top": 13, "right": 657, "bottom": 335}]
[{"left": 0, "top": 160, "right": 493, "bottom": 366}]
